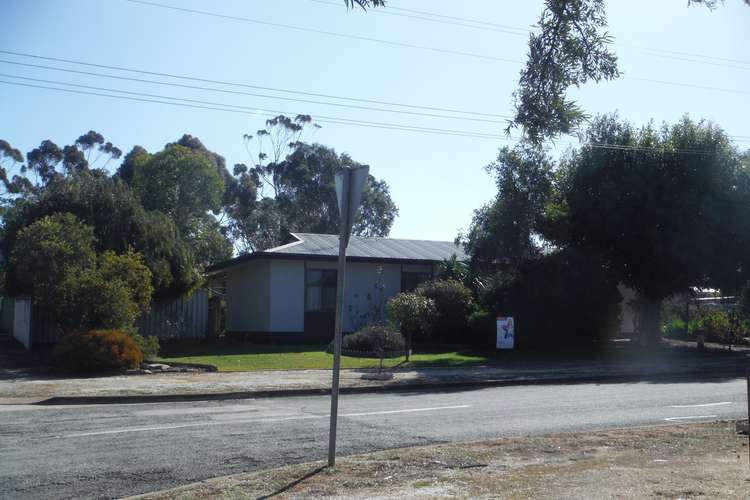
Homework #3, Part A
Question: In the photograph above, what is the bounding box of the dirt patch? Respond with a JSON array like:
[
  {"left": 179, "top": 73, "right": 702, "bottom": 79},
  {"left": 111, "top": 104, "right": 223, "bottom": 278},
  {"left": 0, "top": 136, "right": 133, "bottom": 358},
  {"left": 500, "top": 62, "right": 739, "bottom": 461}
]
[{"left": 131, "top": 421, "right": 750, "bottom": 499}]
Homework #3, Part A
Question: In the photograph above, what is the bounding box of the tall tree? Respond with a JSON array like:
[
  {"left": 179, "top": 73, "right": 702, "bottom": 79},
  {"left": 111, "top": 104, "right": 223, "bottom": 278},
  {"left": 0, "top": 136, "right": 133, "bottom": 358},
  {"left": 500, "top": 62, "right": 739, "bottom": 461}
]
[
  {"left": 462, "top": 143, "right": 554, "bottom": 272},
  {"left": 555, "top": 114, "right": 750, "bottom": 345},
  {"left": 126, "top": 141, "right": 233, "bottom": 268},
  {"left": 2, "top": 173, "right": 201, "bottom": 297},
  {"left": 233, "top": 115, "right": 398, "bottom": 252}
]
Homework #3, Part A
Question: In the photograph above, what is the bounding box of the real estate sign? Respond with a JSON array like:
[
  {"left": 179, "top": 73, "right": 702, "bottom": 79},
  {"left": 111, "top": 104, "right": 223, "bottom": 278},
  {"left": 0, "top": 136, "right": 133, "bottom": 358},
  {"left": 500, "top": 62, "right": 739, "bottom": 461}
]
[{"left": 496, "top": 316, "right": 515, "bottom": 349}]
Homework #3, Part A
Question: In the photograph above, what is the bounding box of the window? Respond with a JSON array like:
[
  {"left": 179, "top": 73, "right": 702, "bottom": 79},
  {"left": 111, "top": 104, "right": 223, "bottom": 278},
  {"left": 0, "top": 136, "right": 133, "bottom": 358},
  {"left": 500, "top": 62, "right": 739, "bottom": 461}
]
[
  {"left": 305, "top": 269, "right": 337, "bottom": 312},
  {"left": 401, "top": 271, "right": 432, "bottom": 292}
]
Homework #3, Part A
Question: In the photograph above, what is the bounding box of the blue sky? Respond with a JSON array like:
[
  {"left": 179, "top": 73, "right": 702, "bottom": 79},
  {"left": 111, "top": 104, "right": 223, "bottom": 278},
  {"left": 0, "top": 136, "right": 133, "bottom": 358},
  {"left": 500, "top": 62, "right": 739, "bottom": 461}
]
[{"left": 1, "top": 0, "right": 748, "bottom": 242}]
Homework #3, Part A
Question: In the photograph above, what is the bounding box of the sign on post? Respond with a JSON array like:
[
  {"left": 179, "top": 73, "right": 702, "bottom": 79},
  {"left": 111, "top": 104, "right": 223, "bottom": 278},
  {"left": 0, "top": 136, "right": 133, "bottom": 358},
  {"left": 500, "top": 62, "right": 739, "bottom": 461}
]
[
  {"left": 496, "top": 316, "right": 515, "bottom": 349},
  {"left": 328, "top": 164, "right": 369, "bottom": 468}
]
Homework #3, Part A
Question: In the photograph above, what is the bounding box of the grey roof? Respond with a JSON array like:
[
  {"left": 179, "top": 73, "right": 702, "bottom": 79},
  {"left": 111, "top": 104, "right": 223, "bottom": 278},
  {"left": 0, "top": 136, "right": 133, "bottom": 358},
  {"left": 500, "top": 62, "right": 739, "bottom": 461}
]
[
  {"left": 270, "top": 233, "right": 468, "bottom": 261},
  {"left": 207, "top": 232, "right": 467, "bottom": 273}
]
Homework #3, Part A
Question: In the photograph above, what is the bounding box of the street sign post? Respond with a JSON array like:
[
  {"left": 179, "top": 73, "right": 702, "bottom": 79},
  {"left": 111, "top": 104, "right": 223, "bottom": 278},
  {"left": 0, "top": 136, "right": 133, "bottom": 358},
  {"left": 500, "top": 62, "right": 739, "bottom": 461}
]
[{"left": 328, "top": 164, "right": 369, "bottom": 468}]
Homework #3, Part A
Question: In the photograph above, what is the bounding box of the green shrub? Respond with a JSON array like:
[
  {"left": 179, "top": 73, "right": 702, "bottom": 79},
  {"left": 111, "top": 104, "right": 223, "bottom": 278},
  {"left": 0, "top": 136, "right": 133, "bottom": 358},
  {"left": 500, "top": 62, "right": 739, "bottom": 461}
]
[
  {"left": 662, "top": 318, "right": 692, "bottom": 339},
  {"left": 55, "top": 329, "right": 143, "bottom": 372},
  {"left": 386, "top": 292, "right": 436, "bottom": 340},
  {"left": 415, "top": 279, "right": 474, "bottom": 342},
  {"left": 131, "top": 333, "right": 160, "bottom": 359},
  {"left": 468, "top": 310, "right": 497, "bottom": 347},
  {"left": 340, "top": 324, "right": 405, "bottom": 356},
  {"left": 481, "top": 248, "right": 622, "bottom": 349},
  {"left": 695, "top": 310, "right": 748, "bottom": 347}
]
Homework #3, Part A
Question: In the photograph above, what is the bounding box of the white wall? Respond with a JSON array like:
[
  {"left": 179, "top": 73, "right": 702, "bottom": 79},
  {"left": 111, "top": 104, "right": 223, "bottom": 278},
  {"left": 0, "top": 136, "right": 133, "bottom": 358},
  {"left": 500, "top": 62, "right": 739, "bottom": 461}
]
[
  {"left": 225, "top": 260, "right": 270, "bottom": 332},
  {"left": 269, "top": 260, "right": 305, "bottom": 332},
  {"left": 228, "top": 259, "right": 432, "bottom": 334}
]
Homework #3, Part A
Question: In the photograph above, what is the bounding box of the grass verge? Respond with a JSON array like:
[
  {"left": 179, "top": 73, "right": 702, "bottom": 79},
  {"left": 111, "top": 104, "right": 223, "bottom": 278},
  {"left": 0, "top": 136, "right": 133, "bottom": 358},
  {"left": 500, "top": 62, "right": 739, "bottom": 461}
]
[
  {"left": 156, "top": 341, "right": 493, "bottom": 371},
  {"left": 132, "top": 421, "right": 750, "bottom": 499}
]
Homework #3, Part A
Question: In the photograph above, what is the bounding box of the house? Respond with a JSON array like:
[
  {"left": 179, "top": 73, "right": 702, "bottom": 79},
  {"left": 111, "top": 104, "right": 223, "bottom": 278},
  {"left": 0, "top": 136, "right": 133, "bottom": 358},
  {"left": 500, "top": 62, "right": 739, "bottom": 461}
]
[{"left": 206, "top": 232, "right": 467, "bottom": 343}]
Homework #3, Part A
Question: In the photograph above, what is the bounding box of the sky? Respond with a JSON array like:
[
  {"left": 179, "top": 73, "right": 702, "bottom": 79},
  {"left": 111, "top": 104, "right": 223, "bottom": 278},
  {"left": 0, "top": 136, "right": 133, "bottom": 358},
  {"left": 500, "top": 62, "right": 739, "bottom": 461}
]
[{"left": 1, "top": 0, "right": 748, "bottom": 242}]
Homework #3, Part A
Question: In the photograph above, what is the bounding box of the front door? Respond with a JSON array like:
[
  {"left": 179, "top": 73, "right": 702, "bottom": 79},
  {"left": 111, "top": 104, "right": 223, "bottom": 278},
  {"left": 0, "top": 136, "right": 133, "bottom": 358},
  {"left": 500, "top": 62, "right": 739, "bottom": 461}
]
[{"left": 304, "top": 268, "right": 337, "bottom": 342}]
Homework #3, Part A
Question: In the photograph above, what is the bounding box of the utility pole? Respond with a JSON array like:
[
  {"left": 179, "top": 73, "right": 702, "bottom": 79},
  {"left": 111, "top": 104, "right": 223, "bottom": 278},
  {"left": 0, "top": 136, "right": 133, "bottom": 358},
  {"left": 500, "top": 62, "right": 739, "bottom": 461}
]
[{"left": 328, "top": 165, "right": 368, "bottom": 468}]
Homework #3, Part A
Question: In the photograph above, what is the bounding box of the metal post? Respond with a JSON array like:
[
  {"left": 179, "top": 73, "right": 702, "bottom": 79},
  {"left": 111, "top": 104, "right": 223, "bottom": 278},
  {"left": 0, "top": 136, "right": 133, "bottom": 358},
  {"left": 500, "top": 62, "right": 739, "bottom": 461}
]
[
  {"left": 328, "top": 169, "right": 350, "bottom": 468},
  {"left": 746, "top": 368, "right": 749, "bottom": 470}
]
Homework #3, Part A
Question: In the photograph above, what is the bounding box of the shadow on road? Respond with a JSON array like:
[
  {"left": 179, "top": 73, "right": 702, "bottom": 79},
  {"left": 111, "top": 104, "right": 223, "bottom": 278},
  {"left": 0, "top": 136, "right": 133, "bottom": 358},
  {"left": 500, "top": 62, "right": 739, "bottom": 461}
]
[{"left": 256, "top": 465, "right": 326, "bottom": 499}]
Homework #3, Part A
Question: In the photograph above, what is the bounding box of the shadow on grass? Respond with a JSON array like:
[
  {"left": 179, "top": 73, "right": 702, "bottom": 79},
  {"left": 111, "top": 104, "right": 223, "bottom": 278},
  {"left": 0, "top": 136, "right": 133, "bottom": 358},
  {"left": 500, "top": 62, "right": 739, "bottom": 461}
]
[{"left": 256, "top": 465, "right": 326, "bottom": 499}]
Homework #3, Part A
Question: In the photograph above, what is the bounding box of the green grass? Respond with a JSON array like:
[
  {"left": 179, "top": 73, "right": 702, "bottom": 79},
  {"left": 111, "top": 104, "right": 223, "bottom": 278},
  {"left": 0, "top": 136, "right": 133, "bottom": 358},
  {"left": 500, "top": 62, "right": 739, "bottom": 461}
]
[{"left": 156, "top": 341, "right": 494, "bottom": 372}]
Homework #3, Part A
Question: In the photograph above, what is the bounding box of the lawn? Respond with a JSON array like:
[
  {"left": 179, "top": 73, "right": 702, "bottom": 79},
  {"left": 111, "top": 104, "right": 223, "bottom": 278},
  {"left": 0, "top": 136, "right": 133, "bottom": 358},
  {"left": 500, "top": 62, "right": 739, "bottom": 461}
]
[{"left": 156, "top": 341, "right": 494, "bottom": 371}]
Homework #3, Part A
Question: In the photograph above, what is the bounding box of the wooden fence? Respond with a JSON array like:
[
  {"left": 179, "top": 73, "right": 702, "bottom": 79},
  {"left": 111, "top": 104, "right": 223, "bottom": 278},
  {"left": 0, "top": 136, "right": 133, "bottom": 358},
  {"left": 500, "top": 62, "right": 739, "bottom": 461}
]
[{"left": 27, "top": 289, "right": 209, "bottom": 345}]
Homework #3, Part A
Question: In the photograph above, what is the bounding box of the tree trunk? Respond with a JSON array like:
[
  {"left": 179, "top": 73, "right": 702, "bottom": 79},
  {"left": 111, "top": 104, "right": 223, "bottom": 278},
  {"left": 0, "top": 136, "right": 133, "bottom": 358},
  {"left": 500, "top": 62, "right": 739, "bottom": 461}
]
[{"left": 638, "top": 296, "right": 662, "bottom": 347}]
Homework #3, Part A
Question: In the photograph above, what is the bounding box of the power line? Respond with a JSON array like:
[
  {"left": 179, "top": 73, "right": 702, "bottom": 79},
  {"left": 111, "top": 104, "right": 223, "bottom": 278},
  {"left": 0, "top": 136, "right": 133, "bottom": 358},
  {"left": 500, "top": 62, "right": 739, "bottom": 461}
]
[
  {"left": 125, "top": 0, "right": 522, "bottom": 64},
  {"left": 124, "top": 1, "right": 750, "bottom": 88},
  {"left": 310, "top": 0, "right": 750, "bottom": 71},
  {"left": 0, "top": 60, "right": 511, "bottom": 124},
  {"left": 626, "top": 76, "right": 750, "bottom": 96},
  {"left": 2, "top": 78, "right": 735, "bottom": 154},
  {"left": 0, "top": 78, "right": 511, "bottom": 140},
  {"left": 0, "top": 49, "right": 507, "bottom": 118}
]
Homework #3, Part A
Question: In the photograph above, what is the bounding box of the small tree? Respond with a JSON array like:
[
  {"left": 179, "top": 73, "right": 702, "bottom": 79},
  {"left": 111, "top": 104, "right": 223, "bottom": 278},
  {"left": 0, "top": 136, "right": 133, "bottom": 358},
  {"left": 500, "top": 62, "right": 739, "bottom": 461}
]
[
  {"left": 10, "top": 213, "right": 96, "bottom": 314},
  {"left": 386, "top": 292, "right": 436, "bottom": 359},
  {"left": 9, "top": 214, "right": 153, "bottom": 333}
]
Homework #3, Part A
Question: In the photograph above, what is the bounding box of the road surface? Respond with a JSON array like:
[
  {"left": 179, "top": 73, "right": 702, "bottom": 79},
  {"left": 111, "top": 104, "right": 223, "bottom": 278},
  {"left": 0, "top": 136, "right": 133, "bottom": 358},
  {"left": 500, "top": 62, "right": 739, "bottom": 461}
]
[{"left": 0, "top": 376, "right": 747, "bottom": 499}]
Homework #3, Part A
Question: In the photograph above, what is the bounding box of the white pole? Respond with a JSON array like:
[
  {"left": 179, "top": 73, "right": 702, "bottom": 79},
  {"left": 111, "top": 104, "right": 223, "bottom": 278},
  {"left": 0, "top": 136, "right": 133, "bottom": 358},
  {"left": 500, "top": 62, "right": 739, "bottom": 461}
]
[{"left": 328, "top": 168, "right": 350, "bottom": 468}]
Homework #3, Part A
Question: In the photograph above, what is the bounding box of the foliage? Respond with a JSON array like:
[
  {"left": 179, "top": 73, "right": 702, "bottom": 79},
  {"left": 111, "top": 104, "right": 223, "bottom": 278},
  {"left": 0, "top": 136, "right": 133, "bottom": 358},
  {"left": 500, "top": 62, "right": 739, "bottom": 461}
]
[
  {"left": 235, "top": 116, "right": 398, "bottom": 251},
  {"left": 467, "top": 310, "right": 497, "bottom": 348},
  {"left": 481, "top": 248, "right": 622, "bottom": 349},
  {"left": 462, "top": 143, "right": 555, "bottom": 272},
  {"left": 415, "top": 279, "right": 474, "bottom": 341},
  {"left": 1, "top": 173, "right": 199, "bottom": 297},
  {"left": 662, "top": 318, "right": 696, "bottom": 340},
  {"left": 341, "top": 323, "right": 405, "bottom": 356},
  {"left": 436, "top": 254, "right": 469, "bottom": 284},
  {"left": 9, "top": 212, "right": 96, "bottom": 297},
  {"left": 55, "top": 330, "right": 143, "bottom": 372},
  {"left": 386, "top": 292, "right": 436, "bottom": 340},
  {"left": 695, "top": 309, "right": 749, "bottom": 347},
  {"left": 554, "top": 114, "right": 750, "bottom": 344},
  {"left": 131, "top": 333, "right": 160, "bottom": 359},
  {"left": 21, "top": 132, "right": 121, "bottom": 190},
  {"left": 54, "top": 250, "right": 153, "bottom": 333},
  {"left": 9, "top": 213, "right": 153, "bottom": 333},
  {"left": 510, "top": 0, "right": 619, "bottom": 143},
  {"left": 344, "top": 0, "right": 385, "bottom": 9},
  {"left": 130, "top": 143, "right": 224, "bottom": 228}
]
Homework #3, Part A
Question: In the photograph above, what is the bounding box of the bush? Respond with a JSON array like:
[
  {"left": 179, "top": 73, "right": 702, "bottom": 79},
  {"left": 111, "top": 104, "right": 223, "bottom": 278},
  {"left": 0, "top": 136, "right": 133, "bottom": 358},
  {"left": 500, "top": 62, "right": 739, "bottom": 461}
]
[
  {"left": 55, "top": 329, "right": 143, "bottom": 372},
  {"left": 662, "top": 318, "right": 694, "bottom": 340},
  {"left": 386, "top": 292, "right": 436, "bottom": 340},
  {"left": 415, "top": 279, "right": 474, "bottom": 342},
  {"left": 468, "top": 310, "right": 496, "bottom": 347},
  {"left": 481, "top": 248, "right": 622, "bottom": 349},
  {"left": 340, "top": 324, "right": 405, "bottom": 357},
  {"left": 131, "top": 333, "right": 160, "bottom": 359},
  {"left": 695, "top": 310, "right": 748, "bottom": 347}
]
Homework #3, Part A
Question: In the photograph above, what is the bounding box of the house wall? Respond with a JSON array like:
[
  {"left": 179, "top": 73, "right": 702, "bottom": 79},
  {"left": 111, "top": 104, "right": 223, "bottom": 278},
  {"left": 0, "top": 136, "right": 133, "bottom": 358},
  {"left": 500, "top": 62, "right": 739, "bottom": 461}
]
[
  {"left": 342, "top": 262, "right": 401, "bottom": 332},
  {"left": 225, "top": 260, "right": 270, "bottom": 332},
  {"left": 226, "top": 259, "right": 436, "bottom": 338},
  {"left": 269, "top": 260, "right": 305, "bottom": 332}
]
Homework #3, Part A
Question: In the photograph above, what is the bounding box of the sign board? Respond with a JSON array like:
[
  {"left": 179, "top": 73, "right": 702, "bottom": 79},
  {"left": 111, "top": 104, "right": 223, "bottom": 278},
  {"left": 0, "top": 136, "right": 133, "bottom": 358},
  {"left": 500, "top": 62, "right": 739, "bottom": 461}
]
[
  {"left": 335, "top": 165, "right": 369, "bottom": 247},
  {"left": 496, "top": 316, "right": 515, "bottom": 349}
]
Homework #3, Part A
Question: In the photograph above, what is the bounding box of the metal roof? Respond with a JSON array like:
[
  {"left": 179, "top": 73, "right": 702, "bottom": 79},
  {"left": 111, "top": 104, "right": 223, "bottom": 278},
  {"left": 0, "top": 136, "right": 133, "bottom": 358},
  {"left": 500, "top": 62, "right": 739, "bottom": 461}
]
[{"left": 207, "top": 232, "right": 467, "bottom": 274}]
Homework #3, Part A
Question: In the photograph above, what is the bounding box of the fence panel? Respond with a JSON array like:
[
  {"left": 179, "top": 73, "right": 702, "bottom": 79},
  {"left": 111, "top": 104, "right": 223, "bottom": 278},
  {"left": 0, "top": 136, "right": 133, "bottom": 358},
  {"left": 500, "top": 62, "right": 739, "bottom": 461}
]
[
  {"left": 28, "top": 290, "right": 209, "bottom": 344},
  {"left": 135, "top": 290, "right": 208, "bottom": 340}
]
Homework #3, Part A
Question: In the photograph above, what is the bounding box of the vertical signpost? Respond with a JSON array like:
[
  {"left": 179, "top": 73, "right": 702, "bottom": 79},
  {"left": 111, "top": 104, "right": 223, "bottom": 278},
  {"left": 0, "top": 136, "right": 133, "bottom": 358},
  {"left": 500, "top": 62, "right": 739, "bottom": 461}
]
[{"left": 328, "top": 164, "right": 369, "bottom": 468}]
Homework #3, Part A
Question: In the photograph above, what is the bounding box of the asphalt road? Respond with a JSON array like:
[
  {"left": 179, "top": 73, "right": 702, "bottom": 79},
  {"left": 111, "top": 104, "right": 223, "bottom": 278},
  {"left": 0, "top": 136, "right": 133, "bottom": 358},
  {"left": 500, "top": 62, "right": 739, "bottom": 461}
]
[{"left": 1, "top": 376, "right": 747, "bottom": 499}]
